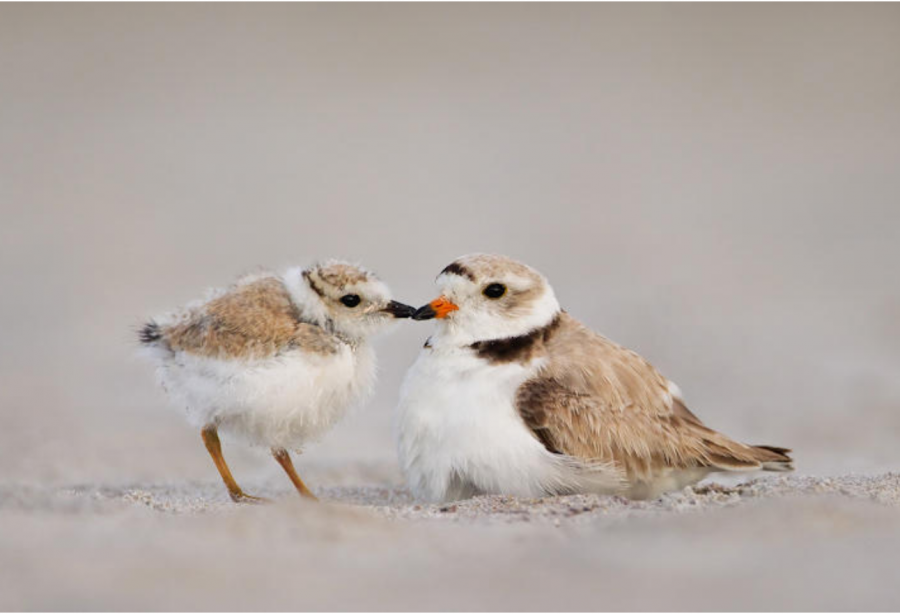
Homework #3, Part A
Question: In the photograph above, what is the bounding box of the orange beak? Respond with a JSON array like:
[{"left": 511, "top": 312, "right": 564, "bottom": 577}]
[{"left": 412, "top": 296, "right": 459, "bottom": 320}]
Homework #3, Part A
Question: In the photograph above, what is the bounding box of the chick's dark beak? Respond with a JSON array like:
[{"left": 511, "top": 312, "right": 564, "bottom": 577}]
[
  {"left": 412, "top": 304, "right": 436, "bottom": 321},
  {"left": 382, "top": 300, "right": 417, "bottom": 319}
]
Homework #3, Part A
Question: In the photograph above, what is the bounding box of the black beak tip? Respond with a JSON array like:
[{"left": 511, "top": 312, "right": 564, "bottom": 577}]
[
  {"left": 412, "top": 304, "right": 437, "bottom": 321},
  {"left": 385, "top": 301, "right": 417, "bottom": 319}
]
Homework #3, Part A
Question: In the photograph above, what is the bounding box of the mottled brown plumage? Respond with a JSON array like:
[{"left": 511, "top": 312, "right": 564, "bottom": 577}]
[
  {"left": 515, "top": 312, "right": 793, "bottom": 497},
  {"left": 316, "top": 262, "right": 369, "bottom": 287},
  {"left": 160, "top": 276, "right": 339, "bottom": 360}
]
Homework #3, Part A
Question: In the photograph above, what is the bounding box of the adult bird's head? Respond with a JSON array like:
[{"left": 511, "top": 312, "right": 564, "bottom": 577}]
[{"left": 412, "top": 254, "right": 560, "bottom": 346}]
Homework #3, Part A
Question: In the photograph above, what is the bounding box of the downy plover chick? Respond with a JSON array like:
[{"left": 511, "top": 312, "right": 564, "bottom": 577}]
[
  {"left": 139, "top": 261, "right": 415, "bottom": 503},
  {"left": 397, "top": 253, "right": 792, "bottom": 502}
]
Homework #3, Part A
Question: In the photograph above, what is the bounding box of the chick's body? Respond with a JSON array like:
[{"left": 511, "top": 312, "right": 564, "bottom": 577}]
[{"left": 140, "top": 261, "right": 413, "bottom": 501}]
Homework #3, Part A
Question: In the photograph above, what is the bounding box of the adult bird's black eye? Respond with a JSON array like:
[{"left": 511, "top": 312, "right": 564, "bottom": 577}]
[
  {"left": 483, "top": 283, "right": 507, "bottom": 299},
  {"left": 340, "top": 294, "right": 361, "bottom": 308}
]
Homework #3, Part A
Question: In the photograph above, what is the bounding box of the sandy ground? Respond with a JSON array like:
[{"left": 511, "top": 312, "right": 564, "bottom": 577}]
[{"left": 2, "top": 470, "right": 900, "bottom": 611}]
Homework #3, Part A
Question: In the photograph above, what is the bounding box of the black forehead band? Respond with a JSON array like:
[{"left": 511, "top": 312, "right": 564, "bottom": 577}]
[{"left": 440, "top": 262, "right": 476, "bottom": 282}]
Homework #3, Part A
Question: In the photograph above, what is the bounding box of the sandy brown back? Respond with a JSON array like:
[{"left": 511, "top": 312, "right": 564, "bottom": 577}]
[
  {"left": 158, "top": 276, "right": 340, "bottom": 360},
  {"left": 515, "top": 313, "right": 792, "bottom": 482}
]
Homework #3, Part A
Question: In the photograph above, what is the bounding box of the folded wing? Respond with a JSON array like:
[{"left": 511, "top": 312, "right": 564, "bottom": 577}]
[{"left": 516, "top": 313, "right": 793, "bottom": 484}]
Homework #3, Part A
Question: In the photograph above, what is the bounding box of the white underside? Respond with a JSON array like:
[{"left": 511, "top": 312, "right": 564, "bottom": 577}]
[
  {"left": 145, "top": 343, "right": 376, "bottom": 450},
  {"left": 395, "top": 343, "right": 623, "bottom": 503}
]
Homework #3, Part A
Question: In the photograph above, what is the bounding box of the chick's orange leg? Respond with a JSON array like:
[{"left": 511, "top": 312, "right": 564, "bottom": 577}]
[
  {"left": 272, "top": 448, "right": 318, "bottom": 500},
  {"left": 201, "top": 424, "right": 268, "bottom": 504}
]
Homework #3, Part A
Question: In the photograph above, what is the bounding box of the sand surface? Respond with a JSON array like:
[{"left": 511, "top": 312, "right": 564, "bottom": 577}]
[{"left": 3, "top": 471, "right": 900, "bottom": 611}]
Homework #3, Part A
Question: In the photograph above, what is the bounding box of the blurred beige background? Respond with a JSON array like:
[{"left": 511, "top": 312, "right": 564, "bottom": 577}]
[
  {"left": 2, "top": 2, "right": 899, "bottom": 496},
  {"left": 3, "top": 4, "right": 900, "bottom": 611}
]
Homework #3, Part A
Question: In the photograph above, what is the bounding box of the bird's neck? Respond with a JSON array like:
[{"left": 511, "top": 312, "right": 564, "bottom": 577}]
[{"left": 282, "top": 267, "right": 329, "bottom": 326}]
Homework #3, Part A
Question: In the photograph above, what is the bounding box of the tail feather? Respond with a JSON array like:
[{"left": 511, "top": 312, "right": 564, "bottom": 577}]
[
  {"left": 703, "top": 438, "right": 794, "bottom": 473},
  {"left": 678, "top": 401, "right": 795, "bottom": 474},
  {"left": 139, "top": 321, "right": 163, "bottom": 345},
  {"left": 753, "top": 444, "right": 794, "bottom": 472}
]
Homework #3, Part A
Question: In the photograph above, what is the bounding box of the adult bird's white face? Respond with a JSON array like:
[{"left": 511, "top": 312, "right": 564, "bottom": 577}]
[{"left": 412, "top": 254, "right": 561, "bottom": 346}]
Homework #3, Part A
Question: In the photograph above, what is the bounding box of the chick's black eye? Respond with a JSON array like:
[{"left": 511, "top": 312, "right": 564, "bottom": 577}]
[
  {"left": 483, "top": 283, "right": 506, "bottom": 299},
  {"left": 340, "top": 294, "right": 361, "bottom": 308}
]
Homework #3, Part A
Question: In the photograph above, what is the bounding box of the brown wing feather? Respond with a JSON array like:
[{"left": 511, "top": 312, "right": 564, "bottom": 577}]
[
  {"left": 516, "top": 313, "right": 792, "bottom": 482},
  {"left": 161, "top": 276, "right": 339, "bottom": 359}
]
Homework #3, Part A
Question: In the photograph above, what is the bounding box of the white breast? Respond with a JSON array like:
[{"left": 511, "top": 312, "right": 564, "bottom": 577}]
[
  {"left": 154, "top": 344, "right": 376, "bottom": 450},
  {"left": 395, "top": 343, "right": 564, "bottom": 502}
]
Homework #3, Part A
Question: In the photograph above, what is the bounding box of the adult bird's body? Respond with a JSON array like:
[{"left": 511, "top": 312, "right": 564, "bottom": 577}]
[
  {"left": 397, "top": 254, "right": 792, "bottom": 502},
  {"left": 140, "top": 261, "right": 414, "bottom": 502}
]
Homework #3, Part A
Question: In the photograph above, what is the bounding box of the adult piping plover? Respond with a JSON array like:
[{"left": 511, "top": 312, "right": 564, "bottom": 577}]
[
  {"left": 139, "top": 260, "right": 414, "bottom": 502},
  {"left": 397, "top": 253, "right": 792, "bottom": 501}
]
